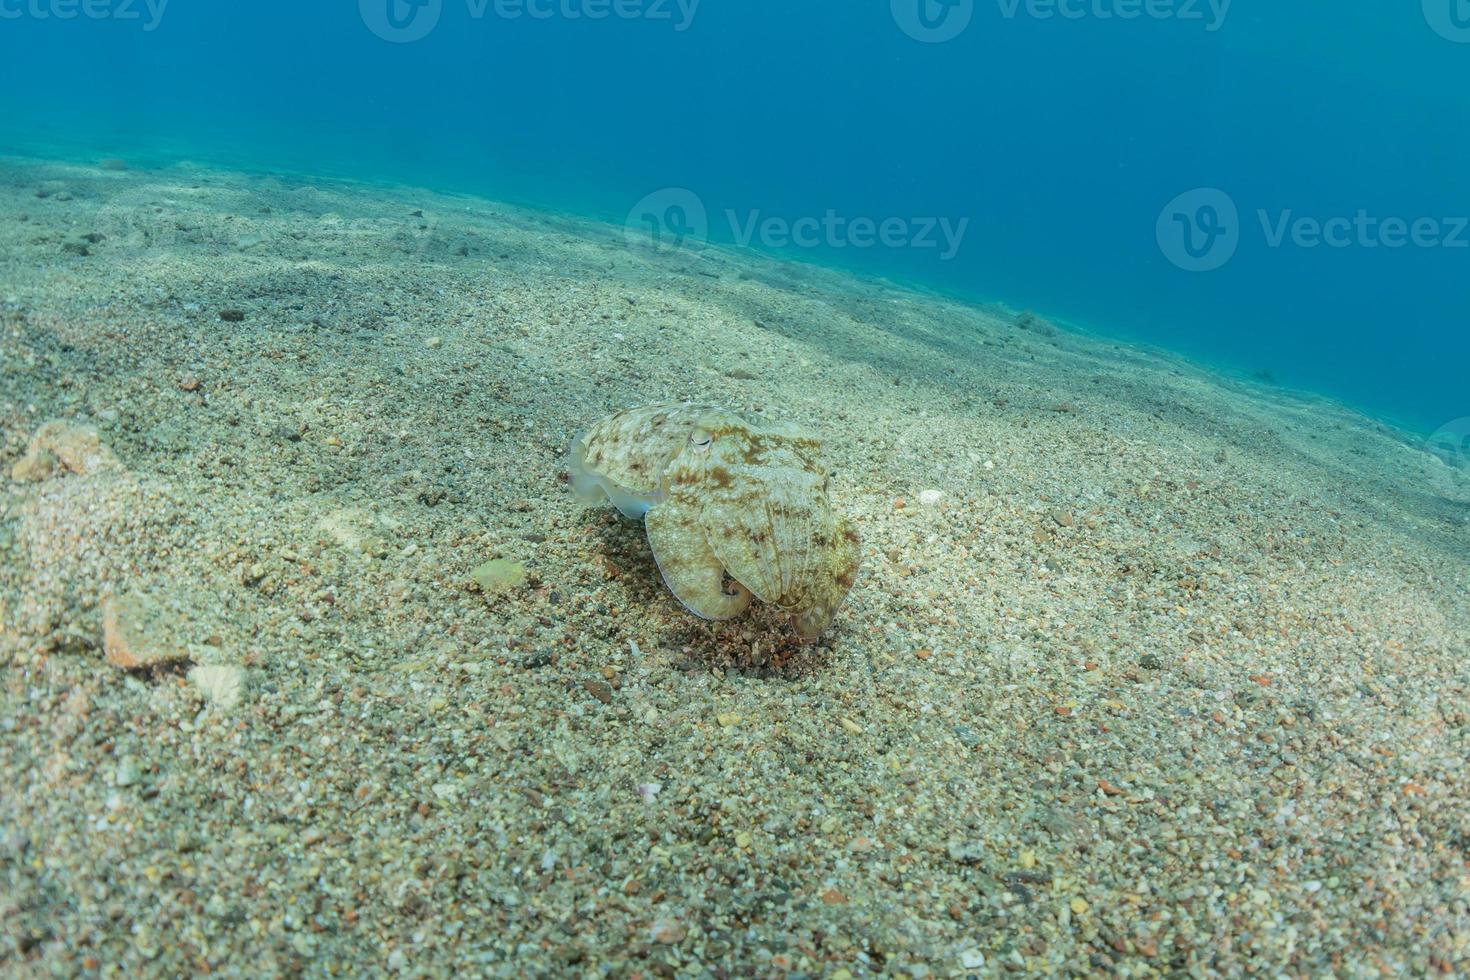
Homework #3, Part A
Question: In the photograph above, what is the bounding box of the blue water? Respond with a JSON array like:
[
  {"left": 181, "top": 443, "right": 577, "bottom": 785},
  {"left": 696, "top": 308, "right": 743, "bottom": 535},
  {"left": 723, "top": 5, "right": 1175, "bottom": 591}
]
[{"left": 2, "top": 0, "right": 1466, "bottom": 434}]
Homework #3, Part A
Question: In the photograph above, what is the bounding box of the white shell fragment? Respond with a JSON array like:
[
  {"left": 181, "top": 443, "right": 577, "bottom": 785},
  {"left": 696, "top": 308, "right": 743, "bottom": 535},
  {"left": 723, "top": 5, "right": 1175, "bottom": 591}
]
[{"left": 188, "top": 665, "right": 246, "bottom": 710}]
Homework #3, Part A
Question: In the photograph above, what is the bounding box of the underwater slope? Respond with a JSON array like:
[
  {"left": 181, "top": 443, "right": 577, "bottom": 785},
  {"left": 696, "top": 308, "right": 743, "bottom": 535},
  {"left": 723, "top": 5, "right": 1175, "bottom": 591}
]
[{"left": 1, "top": 156, "right": 1467, "bottom": 976}]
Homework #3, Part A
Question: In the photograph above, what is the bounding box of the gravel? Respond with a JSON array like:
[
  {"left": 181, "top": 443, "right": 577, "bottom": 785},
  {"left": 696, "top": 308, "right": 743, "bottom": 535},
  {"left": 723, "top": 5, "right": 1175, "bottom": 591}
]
[{"left": 1, "top": 154, "right": 1467, "bottom": 977}]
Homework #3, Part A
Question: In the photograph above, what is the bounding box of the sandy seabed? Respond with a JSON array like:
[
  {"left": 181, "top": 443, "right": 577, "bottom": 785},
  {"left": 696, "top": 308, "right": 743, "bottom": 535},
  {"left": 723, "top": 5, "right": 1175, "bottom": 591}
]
[{"left": 1, "top": 155, "right": 1467, "bottom": 977}]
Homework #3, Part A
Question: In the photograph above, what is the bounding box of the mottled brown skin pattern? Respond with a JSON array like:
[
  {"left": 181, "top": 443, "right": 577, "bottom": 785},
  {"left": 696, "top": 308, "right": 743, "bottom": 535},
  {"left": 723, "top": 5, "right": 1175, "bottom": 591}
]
[
  {"left": 571, "top": 403, "right": 861, "bottom": 640},
  {"left": 574, "top": 404, "right": 720, "bottom": 496}
]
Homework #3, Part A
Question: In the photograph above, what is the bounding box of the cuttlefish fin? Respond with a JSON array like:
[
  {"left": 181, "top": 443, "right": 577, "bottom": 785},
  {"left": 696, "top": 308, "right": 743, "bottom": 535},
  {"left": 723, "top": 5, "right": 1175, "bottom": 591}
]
[{"left": 645, "top": 499, "right": 753, "bottom": 621}]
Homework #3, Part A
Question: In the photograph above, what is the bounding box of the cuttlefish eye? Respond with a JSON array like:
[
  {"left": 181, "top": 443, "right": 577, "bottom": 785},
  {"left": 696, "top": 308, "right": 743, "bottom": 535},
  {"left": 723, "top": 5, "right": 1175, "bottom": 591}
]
[{"left": 689, "top": 429, "right": 713, "bottom": 452}]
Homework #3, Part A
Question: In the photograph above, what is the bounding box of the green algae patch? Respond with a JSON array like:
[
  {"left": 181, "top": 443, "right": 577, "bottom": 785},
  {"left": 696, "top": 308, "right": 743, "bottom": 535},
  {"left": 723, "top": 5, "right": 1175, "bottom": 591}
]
[{"left": 470, "top": 559, "right": 528, "bottom": 595}]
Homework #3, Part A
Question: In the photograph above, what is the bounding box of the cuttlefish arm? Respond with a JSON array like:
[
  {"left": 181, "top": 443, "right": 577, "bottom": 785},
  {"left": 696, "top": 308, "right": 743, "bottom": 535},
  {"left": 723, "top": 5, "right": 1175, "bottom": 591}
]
[
  {"left": 790, "top": 516, "right": 863, "bottom": 640},
  {"left": 644, "top": 497, "right": 753, "bottom": 620}
]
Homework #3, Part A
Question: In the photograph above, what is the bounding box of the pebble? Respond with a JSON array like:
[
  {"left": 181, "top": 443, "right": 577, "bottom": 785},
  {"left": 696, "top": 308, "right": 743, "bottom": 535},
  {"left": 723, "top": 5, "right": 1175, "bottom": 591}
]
[
  {"left": 947, "top": 840, "right": 985, "bottom": 865},
  {"left": 12, "top": 420, "right": 122, "bottom": 481},
  {"left": 189, "top": 665, "right": 245, "bottom": 710},
  {"left": 470, "top": 559, "right": 528, "bottom": 594},
  {"left": 917, "top": 488, "right": 944, "bottom": 506},
  {"left": 102, "top": 593, "right": 193, "bottom": 670},
  {"left": 9, "top": 446, "right": 57, "bottom": 482},
  {"left": 114, "top": 758, "right": 140, "bottom": 788}
]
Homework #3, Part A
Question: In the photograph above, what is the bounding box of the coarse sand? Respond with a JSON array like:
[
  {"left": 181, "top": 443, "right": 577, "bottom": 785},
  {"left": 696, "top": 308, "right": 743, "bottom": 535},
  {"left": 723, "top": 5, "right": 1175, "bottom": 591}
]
[{"left": 1, "top": 156, "right": 1468, "bottom": 977}]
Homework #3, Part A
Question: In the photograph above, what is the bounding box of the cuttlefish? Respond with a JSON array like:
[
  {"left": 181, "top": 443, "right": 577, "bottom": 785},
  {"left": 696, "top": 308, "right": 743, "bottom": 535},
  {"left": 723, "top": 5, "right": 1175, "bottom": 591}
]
[{"left": 569, "top": 403, "right": 861, "bottom": 640}]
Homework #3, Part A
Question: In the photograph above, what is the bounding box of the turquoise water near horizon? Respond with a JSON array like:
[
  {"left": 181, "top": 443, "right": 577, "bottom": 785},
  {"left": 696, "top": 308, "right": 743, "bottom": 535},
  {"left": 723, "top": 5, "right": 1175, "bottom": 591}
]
[{"left": 1, "top": 0, "right": 1466, "bottom": 438}]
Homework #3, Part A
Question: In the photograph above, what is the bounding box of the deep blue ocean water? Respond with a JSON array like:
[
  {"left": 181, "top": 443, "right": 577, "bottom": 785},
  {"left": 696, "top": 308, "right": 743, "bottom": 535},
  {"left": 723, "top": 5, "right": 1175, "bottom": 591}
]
[{"left": 1, "top": 0, "right": 1466, "bottom": 437}]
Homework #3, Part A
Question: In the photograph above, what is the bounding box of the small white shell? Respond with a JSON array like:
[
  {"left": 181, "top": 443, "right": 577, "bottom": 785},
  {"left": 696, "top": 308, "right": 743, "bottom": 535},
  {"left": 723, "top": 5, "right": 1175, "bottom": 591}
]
[{"left": 188, "top": 665, "right": 245, "bottom": 710}]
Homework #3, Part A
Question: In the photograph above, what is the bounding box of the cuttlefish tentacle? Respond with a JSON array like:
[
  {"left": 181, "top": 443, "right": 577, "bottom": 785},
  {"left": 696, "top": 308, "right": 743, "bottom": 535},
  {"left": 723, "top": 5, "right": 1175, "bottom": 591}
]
[
  {"left": 645, "top": 495, "right": 754, "bottom": 620},
  {"left": 702, "top": 496, "right": 788, "bottom": 605},
  {"left": 682, "top": 423, "right": 823, "bottom": 606},
  {"left": 789, "top": 516, "right": 862, "bottom": 639}
]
